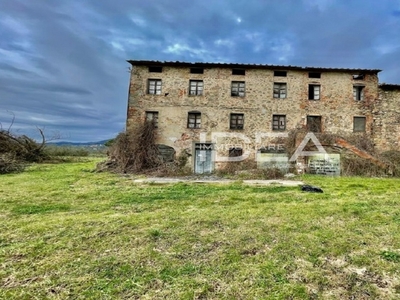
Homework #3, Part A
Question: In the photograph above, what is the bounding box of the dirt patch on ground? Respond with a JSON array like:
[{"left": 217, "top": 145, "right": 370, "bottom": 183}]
[{"left": 132, "top": 176, "right": 303, "bottom": 186}]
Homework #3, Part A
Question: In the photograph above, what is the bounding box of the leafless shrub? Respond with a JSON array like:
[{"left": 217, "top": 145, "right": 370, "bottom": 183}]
[
  {"left": 0, "top": 128, "right": 48, "bottom": 163},
  {"left": 0, "top": 123, "right": 51, "bottom": 174},
  {"left": 379, "top": 150, "right": 400, "bottom": 176},
  {"left": 98, "top": 121, "right": 195, "bottom": 175},
  {"left": 341, "top": 133, "right": 375, "bottom": 154},
  {"left": 341, "top": 154, "right": 385, "bottom": 176},
  {"left": 98, "top": 121, "right": 162, "bottom": 173},
  {"left": 0, "top": 153, "right": 25, "bottom": 174}
]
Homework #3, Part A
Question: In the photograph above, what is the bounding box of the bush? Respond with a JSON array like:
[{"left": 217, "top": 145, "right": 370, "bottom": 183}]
[
  {"left": 0, "top": 154, "right": 25, "bottom": 174},
  {"left": 341, "top": 155, "right": 386, "bottom": 176},
  {"left": 0, "top": 128, "right": 49, "bottom": 174},
  {"left": 98, "top": 121, "right": 162, "bottom": 173}
]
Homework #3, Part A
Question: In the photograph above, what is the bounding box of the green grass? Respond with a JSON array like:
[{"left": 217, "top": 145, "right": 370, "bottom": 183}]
[{"left": 1, "top": 160, "right": 400, "bottom": 299}]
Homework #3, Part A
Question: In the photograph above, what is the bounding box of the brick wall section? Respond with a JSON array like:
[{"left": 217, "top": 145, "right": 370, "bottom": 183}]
[
  {"left": 374, "top": 86, "right": 400, "bottom": 151},
  {"left": 127, "top": 62, "right": 381, "bottom": 168}
]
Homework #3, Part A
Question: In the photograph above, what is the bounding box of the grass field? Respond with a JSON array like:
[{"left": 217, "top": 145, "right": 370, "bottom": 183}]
[{"left": 1, "top": 159, "right": 400, "bottom": 299}]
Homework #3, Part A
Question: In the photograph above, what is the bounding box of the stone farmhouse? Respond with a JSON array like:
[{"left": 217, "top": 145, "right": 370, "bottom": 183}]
[{"left": 126, "top": 60, "right": 400, "bottom": 174}]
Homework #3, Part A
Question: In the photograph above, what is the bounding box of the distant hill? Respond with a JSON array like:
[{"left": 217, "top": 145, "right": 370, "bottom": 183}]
[{"left": 48, "top": 140, "right": 109, "bottom": 146}]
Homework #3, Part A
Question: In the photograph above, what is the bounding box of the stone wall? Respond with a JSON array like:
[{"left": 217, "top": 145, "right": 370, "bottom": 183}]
[
  {"left": 374, "top": 85, "right": 400, "bottom": 151},
  {"left": 127, "top": 62, "right": 380, "bottom": 169}
]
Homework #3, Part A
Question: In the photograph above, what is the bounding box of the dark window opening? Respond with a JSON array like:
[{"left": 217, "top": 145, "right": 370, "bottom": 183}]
[
  {"left": 148, "top": 79, "right": 162, "bottom": 95},
  {"left": 307, "top": 116, "right": 322, "bottom": 132},
  {"left": 272, "top": 115, "right": 286, "bottom": 131},
  {"left": 308, "top": 84, "right": 320, "bottom": 100},
  {"left": 353, "top": 86, "right": 365, "bottom": 101},
  {"left": 229, "top": 147, "right": 243, "bottom": 157},
  {"left": 190, "top": 68, "right": 204, "bottom": 74},
  {"left": 146, "top": 111, "right": 159, "bottom": 128},
  {"left": 274, "top": 71, "right": 287, "bottom": 77},
  {"left": 353, "top": 117, "right": 366, "bottom": 132},
  {"left": 230, "top": 113, "right": 244, "bottom": 130},
  {"left": 188, "top": 112, "right": 201, "bottom": 129},
  {"left": 232, "top": 69, "right": 246, "bottom": 75},
  {"left": 148, "top": 66, "right": 162, "bottom": 73},
  {"left": 309, "top": 72, "right": 321, "bottom": 78},
  {"left": 231, "top": 81, "right": 245, "bottom": 97}
]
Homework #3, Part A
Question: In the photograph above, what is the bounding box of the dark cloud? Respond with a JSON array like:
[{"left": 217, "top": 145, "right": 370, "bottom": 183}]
[{"left": 1, "top": 0, "right": 400, "bottom": 141}]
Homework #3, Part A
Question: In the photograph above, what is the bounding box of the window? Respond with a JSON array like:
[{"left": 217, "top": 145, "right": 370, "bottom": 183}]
[
  {"left": 309, "top": 72, "right": 321, "bottom": 78},
  {"left": 353, "top": 74, "right": 365, "bottom": 80},
  {"left": 273, "top": 83, "right": 287, "bottom": 99},
  {"left": 148, "top": 66, "right": 162, "bottom": 73},
  {"left": 148, "top": 79, "right": 162, "bottom": 95},
  {"left": 231, "top": 81, "right": 245, "bottom": 97},
  {"left": 146, "top": 111, "right": 159, "bottom": 128},
  {"left": 274, "top": 71, "right": 287, "bottom": 77},
  {"left": 232, "top": 69, "right": 245, "bottom": 75},
  {"left": 309, "top": 84, "right": 320, "bottom": 100},
  {"left": 188, "top": 112, "right": 201, "bottom": 128},
  {"left": 189, "top": 80, "right": 203, "bottom": 96},
  {"left": 190, "top": 68, "right": 204, "bottom": 74},
  {"left": 353, "top": 86, "right": 364, "bottom": 101},
  {"left": 230, "top": 113, "right": 244, "bottom": 130},
  {"left": 307, "top": 116, "right": 322, "bottom": 132},
  {"left": 353, "top": 117, "right": 366, "bottom": 132},
  {"left": 229, "top": 147, "right": 243, "bottom": 157},
  {"left": 272, "top": 115, "right": 286, "bottom": 131}
]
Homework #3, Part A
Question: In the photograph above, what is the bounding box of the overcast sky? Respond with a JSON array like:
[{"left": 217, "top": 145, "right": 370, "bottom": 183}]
[{"left": 1, "top": 0, "right": 400, "bottom": 142}]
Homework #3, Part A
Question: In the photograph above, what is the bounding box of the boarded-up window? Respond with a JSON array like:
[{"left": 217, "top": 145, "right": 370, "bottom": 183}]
[
  {"left": 145, "top": 111, "right": 159, "bottom": 128},
  {"left": 309, "top": 84, "right": 320, "bottom": 100},
  {"left": 189, "top": 80, "right": 203, "bottom": 96},
  {"left": 273, "top": 83, "right": 287, "bottom": 99},
  {"left": 307, "top": 116, "right": 322, "bottom": 132},
  {"left": 188, "top": 112, "right": 201, "bottom": 128},
  {"left": 230, "top": 113, "right": 244, "bottom": 130},
  {"left": 231, "top": 81, "right": 245, "bottom": 97},
  {"left": 272, "top": 115, "right": 286, "bottom": 131},
  {"left": 148, "top": 79, "right": 162, "bottom": 95},
  {"left": 353, "top": 86, "right": 365, "bottom": 101},
  {"left": 353, "top": 117, "right": 366, "bottom": 132}
]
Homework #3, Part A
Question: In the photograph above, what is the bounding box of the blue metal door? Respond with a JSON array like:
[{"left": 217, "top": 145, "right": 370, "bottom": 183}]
[{"left": 194, "top": 144, "right": 213, "bottom": 174}]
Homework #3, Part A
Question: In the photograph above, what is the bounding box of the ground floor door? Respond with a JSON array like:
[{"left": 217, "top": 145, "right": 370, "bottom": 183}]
[{"left": 194, "top": 143, "right": 214, "bottom": 174}]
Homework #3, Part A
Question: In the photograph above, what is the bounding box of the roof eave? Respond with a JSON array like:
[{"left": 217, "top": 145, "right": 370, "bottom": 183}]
[{"left": 127, "top": 60, "right": 381, "bottom": 73}]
